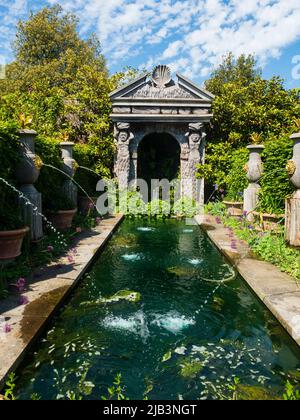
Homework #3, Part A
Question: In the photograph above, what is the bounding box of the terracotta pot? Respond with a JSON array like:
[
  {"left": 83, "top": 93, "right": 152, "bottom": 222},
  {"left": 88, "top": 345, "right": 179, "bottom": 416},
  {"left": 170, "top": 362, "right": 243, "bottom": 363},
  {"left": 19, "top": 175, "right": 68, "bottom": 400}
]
[
  {"left": 48, "top": 209, "right": 77, "bottom": 230},
  {"left": 253, "top": 211, "right": 285, "bottom": 232},
  {"left": 223, "top": 201, "right": 243, "bottom": 217},
  {"left": 78, "top": 197, "right": 97, "bottom": 213},
  {"left": 0, "top": 227, "right": 30, "bottom": 262}
]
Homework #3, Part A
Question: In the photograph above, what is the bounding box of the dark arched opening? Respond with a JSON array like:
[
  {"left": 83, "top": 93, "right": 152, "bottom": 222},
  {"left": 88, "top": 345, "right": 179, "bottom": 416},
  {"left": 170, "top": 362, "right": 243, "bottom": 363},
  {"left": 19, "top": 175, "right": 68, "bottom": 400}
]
[{"left": 137, "top": 133, "right": 181, "bottom": 192}]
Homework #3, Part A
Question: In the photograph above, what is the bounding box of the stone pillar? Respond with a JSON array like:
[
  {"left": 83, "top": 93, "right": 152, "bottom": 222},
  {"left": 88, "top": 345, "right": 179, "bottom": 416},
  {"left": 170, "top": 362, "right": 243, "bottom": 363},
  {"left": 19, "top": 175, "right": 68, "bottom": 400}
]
[
  {"left": 285, "top": 133, "right": 300, "bottom": 246},
  {"left": 15, "top": 130, "right": 43, "bottom": 241},
  {"left": 243, "top": 145, "right": 264, "bottom": 221},
  {"left": 114, "top": 123, "right": 134, "bottom": 191},
  {"left": 183, "top": 123, "right": 206, "bottom": 209},
  {"left": 60, "top": 142, "right": 77, "bottom": 208}
]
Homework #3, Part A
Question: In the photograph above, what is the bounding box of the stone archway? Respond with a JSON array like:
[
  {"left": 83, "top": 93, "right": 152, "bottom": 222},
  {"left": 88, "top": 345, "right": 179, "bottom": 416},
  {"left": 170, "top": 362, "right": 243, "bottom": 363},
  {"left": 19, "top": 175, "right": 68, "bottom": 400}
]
[
  {"left": 137, "top": 132, "right": 181, "bottom": 185},
  {"left": 110, "top": 65, "right": 214, "bottom": 206}
]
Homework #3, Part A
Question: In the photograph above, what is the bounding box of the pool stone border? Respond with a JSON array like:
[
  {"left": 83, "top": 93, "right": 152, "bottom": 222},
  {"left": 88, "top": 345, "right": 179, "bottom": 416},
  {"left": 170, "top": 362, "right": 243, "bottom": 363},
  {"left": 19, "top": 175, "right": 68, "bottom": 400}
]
[
  {"left": 0, "top": 214, "right": 124, "bottom": 391},
  {"left": 194, "top": 214, "right": 300, "bottom": 347}
]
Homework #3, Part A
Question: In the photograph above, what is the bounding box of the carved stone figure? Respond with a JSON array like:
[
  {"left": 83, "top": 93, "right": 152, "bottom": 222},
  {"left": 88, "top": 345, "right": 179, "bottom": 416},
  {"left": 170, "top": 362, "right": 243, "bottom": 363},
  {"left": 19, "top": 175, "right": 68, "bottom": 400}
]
[{"left": 114, "top": 123, "right": 134, "bottom": 190}]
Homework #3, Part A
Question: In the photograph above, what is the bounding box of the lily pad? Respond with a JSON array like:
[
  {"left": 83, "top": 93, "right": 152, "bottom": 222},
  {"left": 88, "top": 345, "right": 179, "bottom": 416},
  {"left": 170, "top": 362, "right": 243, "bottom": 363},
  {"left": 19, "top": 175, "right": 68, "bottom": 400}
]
[
  {"left": 113, "top": 234, "right": 137, "bottom": 248},
  {"left": 180, "top": 359, "right": 204, "bottom": 379},
  {"left": 81, "top": 290, "right": 141, "bottom": 306},
  {"left": 167, "top": 266, "right": 195, "bottom": 277},
  {"left": 162, "top": 351, "right": 172, "bottom": 362},
  {"left": 212, "top": 296, "right": 225, "bottom": 311},
  {"left": 236, "top": 384, "right": 281, "bottom": 401}
]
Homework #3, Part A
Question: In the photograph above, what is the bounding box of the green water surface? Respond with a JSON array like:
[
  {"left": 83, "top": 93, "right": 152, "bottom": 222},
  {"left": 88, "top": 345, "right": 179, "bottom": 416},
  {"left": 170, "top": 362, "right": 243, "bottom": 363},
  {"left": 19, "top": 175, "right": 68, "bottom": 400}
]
[{"left": 15, "top": 220, "right": 300, "bottom": 400}]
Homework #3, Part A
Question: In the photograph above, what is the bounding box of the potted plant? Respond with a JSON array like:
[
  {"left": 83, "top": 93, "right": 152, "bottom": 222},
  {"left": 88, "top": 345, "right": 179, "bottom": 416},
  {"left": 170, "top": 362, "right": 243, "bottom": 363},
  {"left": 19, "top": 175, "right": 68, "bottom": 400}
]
[
  {"left": 0, "top": 203, "right": 29, "bottom": 262},
  {"left": 253, "top": 195, "right": 285, "bottom": 232},
  {"left": 45, "top": 190, "right": 77, "bottom": 230}
]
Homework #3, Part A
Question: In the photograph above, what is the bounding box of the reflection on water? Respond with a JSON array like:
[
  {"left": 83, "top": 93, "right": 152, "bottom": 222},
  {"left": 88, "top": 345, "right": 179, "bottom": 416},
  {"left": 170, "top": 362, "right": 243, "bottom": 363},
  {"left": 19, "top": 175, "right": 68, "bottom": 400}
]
[{"left": 15, "top": 220, "right": 300, "bottom": 400}]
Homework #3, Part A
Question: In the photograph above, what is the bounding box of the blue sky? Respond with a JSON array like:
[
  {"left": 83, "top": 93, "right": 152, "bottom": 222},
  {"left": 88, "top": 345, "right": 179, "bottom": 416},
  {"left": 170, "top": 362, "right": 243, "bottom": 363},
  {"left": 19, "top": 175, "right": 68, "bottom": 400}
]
[{"left": 0, "top": 0, "right": 300, "bottom": 88}]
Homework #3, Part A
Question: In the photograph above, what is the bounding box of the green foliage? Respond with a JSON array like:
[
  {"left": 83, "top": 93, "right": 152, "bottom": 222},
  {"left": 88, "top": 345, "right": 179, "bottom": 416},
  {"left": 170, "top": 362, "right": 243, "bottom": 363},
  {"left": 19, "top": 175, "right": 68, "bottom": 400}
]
[
  {"left": 283, "top": 381, "right": 300, "bottom": 400},
  {"left": 0, "top": 122, "right": 24, "bottom": 230},
  {"left": 0, "top": 5, "right": 114, "bottom": 162},
  {"left": 224, "top": 148, "right": 248, "bottom": 200},
  {"left": 210, "top": 76, "right": 300, "bottom": 146},
  {"left": 173, "top": 197, "right": 198, "bottom": 218},
  {"left": 258, "top": 136, "right": 294, "bottom": 214},
  {"left": 207, "top": 202, "right": 300, "bottom": 280},
  {"left": 101, "top": 373, "right": 129, "bottom": 401},
  {"left": 147, "top": 199, "right": 171, "bottom": 219},
  {"left": 202, "top": 53, "right": 300, "bottom": 205},
  {"left": 3, "top": 373, "right": 17, "bottom": 400},
  {"left": 205, "top": 53, "right": 260, "bottom": 96}
]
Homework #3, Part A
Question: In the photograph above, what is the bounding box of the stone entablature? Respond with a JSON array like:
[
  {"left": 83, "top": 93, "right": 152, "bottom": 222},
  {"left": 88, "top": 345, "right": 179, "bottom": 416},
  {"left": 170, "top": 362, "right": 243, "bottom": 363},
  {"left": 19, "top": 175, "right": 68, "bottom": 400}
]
[{"left": 110, "top": 65, "right": 214, "bottom": 205}]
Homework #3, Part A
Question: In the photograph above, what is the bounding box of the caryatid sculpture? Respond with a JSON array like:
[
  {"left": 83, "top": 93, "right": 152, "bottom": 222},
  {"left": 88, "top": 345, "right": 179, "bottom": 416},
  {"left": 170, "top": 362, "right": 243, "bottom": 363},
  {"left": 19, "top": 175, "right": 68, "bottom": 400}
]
[
  {"left": 184, "top": 123, "right": 207, "bottom": 201},
  {"left": 114, "top": 122, "right": 134, "bottom": 190}
]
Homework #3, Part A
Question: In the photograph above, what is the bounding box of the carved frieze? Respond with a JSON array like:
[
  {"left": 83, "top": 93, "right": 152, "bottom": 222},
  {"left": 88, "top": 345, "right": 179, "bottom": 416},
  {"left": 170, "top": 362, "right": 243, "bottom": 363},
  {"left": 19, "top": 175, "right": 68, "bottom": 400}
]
[{"left": 129, "top": 83, "right": 195, "bottom": 99}]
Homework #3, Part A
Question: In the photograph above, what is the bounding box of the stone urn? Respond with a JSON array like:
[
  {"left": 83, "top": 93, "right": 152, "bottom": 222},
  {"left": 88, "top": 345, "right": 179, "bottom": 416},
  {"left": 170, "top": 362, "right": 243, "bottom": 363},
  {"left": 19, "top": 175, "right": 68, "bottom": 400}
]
[
  {"left": 15, "top": 130, "right": 41, "bottom": 184},
  {"left": 60, "top": 142, "right": 78, "bottom": 207},
  {"left": 243, "top": 145, "right": 264, "bottom": 221},
  {"left": 245, "top": 145, "right": 265, "bottom": 182},
  {"left": 15, "top": 130, "right": 43, "bottom": 241},
  {"left": 287, "top": 133, "right": 300, "bottom": 189}
]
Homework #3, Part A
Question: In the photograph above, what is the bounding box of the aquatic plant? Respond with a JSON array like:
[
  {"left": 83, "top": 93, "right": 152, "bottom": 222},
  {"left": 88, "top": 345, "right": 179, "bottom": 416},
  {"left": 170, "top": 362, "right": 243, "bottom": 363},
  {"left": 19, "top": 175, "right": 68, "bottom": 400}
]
[
  {"left": 81, "top": 290, "right": 141, "bottom": 306},
  {"left": 180, "top": 358, "right": 204, "bottom": 379}
]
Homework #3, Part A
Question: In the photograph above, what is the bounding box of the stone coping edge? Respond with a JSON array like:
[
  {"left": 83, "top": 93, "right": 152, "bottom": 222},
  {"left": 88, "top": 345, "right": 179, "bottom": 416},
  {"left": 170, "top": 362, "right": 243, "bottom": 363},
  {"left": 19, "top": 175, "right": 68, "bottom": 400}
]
[
  {"left": 0, "top": 214, "right": 124, "bottom": 391},
  {"left": 194, "top": 214, "right": 300, "bottom": 347}
]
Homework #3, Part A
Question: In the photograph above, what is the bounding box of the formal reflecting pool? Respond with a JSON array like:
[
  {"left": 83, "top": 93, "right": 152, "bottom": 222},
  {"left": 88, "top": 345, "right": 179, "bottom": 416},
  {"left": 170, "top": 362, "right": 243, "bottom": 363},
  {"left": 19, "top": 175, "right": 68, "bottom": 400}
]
[{"left": 15, "top": 220, "right": 300, "bottom": 400}]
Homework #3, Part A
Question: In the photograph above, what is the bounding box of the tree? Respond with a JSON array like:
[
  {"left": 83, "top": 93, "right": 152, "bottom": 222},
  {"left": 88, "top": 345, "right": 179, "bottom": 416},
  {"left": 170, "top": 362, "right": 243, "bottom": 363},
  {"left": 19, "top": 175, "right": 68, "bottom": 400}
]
[{"left": 205, "top": 53, "right": 261, "bottom": 96}]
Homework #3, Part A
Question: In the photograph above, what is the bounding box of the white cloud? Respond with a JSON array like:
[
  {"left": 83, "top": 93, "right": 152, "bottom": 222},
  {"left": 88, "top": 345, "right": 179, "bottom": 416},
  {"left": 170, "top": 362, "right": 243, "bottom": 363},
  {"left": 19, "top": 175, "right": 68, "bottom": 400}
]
[{"left": 1, "top": 0, "right": 300, "bottom": 82}]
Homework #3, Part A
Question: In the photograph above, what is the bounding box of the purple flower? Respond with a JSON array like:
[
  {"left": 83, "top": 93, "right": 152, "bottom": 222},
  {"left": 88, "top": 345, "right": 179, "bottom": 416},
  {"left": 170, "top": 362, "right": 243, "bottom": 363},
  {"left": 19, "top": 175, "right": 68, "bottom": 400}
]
[
  {"left": 96, "top": 217, "right": 101, "bottom": 225},
  {"left": 243, "top": 211, "right": 248, "bottom": 217},
  {"left": 47, "top": 245, "right": 54, "bottom": 253},
  {"left": 70, "top": 248, "right": 77, "bottom": 255},
  {"left": 19, "top": 295, "right": 29, "bottom": 306},
  {"left": 88, "top": 202, "right": 94, "bottom": 209},
  {"left": 3, "top": 324, "right": 11, "bottom": 333},
  {"left": 13, "top": 278, "right": 26, "bottom": 293},
  {"left": 219, "top": 188, "right": 225, "bottom": 194},
  {"left": 215, "top": 217, "right": 222, "bottom": 224},
  {"left": 214, "top": 184, "right": 219, "bottom": 190},
  {"left": 76, "top": 227, "right": 82, "bottom": 234},
  {"left": 238, "top": 192, "right": 243, "bottom": 197},
  {"left": 67, "top": 256, "right": 75, "bottom": 264}
]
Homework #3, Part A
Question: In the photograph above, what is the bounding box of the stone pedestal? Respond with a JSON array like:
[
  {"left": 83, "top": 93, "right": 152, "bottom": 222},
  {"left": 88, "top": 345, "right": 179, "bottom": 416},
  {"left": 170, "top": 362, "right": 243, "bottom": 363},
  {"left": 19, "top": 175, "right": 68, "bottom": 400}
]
[
  {"left": 15, "top": 130, "right": 43, "bottom": 242},
  {"left": 285, "top": 190, "right": 300, "bottom": 246},
  {"left": 285, "top": 133, "right": 300, "bottom": 246},
  {"left": 60, "top": 142, "right": 77, "bottom": 207},
  {"left": 243, "top": 144, "right": 264, "bottom": 221}
]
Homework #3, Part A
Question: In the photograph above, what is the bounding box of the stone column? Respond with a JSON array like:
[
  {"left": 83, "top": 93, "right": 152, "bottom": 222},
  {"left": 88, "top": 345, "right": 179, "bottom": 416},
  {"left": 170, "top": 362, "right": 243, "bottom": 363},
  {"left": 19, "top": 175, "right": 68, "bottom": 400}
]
[
  {"left": 183, "top": 123, "right": 206, "bottom": 210},
  {"left": 114, "top": 123, "right": 134, "bottom": 191},
  {"left": 60, "top": 142, "right": 77, "bottom": 208},
  {"left": 15, "top": 129, "right": 43, "bottom": 241},
  {"left": 243, "top": 145, "right": 264, "bottom": 221},
  {"left": 285, "top": 133, "right": 300, "bottom": 246}
]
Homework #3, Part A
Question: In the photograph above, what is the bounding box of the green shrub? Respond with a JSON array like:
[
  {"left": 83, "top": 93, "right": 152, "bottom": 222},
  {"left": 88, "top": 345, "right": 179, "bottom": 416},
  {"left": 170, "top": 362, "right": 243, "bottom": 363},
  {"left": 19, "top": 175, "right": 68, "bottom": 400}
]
[
  {"left": 259, "top": 136, "right": 293, "bottom": 214},
  {"left": 225, "top": 148, "right": 248, "bottom": 200}
]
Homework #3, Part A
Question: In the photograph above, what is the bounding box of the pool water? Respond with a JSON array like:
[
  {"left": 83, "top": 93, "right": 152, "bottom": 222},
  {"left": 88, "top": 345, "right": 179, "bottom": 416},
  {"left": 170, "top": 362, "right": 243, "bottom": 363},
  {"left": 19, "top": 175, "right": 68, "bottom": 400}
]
[{"left": 15, "top": 220, "right": 300, "bottom": 400}]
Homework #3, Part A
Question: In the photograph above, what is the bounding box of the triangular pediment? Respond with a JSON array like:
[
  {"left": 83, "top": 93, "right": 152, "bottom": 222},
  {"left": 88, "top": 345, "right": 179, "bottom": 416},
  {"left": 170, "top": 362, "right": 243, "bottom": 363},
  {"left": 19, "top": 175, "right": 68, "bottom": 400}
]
[{"left": 110, "top": 68, "right": 214, "bottom": 103}]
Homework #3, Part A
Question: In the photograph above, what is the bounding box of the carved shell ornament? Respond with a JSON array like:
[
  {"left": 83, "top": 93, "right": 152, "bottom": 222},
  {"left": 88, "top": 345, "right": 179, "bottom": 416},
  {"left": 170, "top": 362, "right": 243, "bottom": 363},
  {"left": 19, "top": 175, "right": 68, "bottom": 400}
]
[
  {"left": 152, "top": 65, "right": 172, "bottom": 88},
  {"left": 286, "top": 160, "right": 296, "bottom": 177}
]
